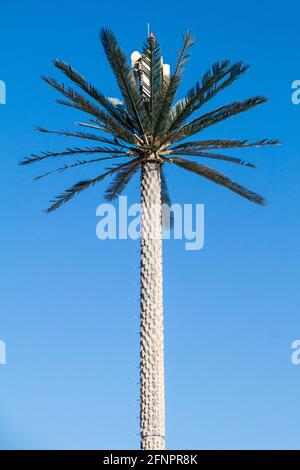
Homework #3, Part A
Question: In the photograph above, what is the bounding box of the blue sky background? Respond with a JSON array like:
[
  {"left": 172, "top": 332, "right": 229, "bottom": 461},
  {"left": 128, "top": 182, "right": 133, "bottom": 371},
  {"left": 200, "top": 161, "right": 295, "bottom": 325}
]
[{"left": 0, "top": 0, "right": 300, "bottom": 450}]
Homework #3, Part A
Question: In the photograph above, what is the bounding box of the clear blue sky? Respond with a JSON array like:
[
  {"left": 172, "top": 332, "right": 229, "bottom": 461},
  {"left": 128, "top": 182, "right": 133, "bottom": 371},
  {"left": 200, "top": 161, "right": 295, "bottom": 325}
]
[{"left": 0, "top": 0, "right": 299, "bottom": 450}]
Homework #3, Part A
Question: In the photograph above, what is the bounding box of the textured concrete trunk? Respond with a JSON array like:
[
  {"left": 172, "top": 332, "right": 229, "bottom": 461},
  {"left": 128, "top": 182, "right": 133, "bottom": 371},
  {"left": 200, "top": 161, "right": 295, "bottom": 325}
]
[{"left": 140, "top": 159, "right": 165, "bottom": 450}]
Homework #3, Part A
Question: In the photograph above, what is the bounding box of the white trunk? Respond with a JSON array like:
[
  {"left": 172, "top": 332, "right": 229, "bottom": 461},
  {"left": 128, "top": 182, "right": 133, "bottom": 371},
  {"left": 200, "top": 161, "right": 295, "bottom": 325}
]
[{"left": 140, "top": 160, "right": 165, "bottom": 450}]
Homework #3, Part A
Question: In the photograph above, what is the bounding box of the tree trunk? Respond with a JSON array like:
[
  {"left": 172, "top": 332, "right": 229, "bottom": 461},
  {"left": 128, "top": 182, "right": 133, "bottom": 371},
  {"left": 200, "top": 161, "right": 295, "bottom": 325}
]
[{"left": 140, "top": 160, "right": 165, "bottom": 450}]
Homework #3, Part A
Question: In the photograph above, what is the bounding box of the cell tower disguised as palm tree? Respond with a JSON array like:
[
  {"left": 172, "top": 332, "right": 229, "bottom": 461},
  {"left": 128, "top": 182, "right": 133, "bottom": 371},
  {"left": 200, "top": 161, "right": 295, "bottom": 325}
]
[{"left": 21, "top": 28, "right": 279, "bottom": 450}]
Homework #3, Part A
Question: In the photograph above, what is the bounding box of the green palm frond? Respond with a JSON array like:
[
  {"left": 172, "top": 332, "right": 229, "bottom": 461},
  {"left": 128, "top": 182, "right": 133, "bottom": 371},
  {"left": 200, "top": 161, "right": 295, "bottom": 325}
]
[
  {"left": 104, "top": 159, "right": 141, "bottom": 201},
  {"left": 60, "top": 111, "right": 134, "bottom": 145},
  {"left": 100, "top": 28, "right": 146, "bottom": 134},
  {"left": 20, "top": 146, "right": 126, "bottom": 166},
  {"left": 42, "top": 77, "right": 136, "bottom": 144},
  {"left": 46, "top": 174, "right": 108, "bottom": 213},
  {"left": 171, "top": 138, "right": 281, "bottom": 151},
  {"left": 52, "top": 59, "right": 135, "bottom": 131},
  {"left": 46, "top": 158, "right": 141, "bottom": 213},
  {"left": 164, "top": 61, "right": 249, "bottom": 134},
  {"left": 153, "top": 31, "right": 194, "bottom": 137},
  {"left": 165, "top": 156, "right": 266, "bottom": 205},
  {"left": 34, "top": 155, "right": 126, "bottom": 181},
  {"left": 36, "top": 126, "right": 131, "bottom": 148},
  {"left": 164, "top": 96, "right": 268, "bottom": 145},
  {"left": 43, "top": 77, "right": 107, "bottom": 122},
  {"left": 160, "top": 167, "right": 174, "bottom": 229},
  {"left": 170, "top": 150, "right": 255, "bottom": 168},
  {"left": 141, "top": 36, "right": 163, "bottom": 132}
]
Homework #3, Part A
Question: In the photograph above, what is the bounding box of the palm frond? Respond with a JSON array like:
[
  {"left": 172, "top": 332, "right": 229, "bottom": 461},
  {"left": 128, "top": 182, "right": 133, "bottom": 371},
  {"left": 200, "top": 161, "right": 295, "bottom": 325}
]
[
  {"left": 164, "top": 61, "right": 249, "bottom": 133},
  {"left": 34, "top": 155, "right": 126, "bottom": 181},
  {"left": 165, "top": 156, "right": 266, "bottom": 205},
  {"left": 57, "top": 102, "right": 136, "bottom": 144},
  {"left": 100, "top": 28, "right": 146, "bottom": 134},
  {"left": 165, "top": 96, "right": 267, "bottom": 145},
  {"left": 104, "top": 160, "right": 141, "bottom": 201},
  {"left": 171, "top": 138, "right": 281, "bottom": 151},
  {"left": 153, "top": 31, "right": 194, "bottom": 137},
  {"left": 160, "top": 166, "right": 174, "bottom": 229},
  {"left": 46, "top": 158, "right": 141, "bottom": 213},
  {"left": 170, "top": 150, "right": 255, "bottom": 168},
  {"left": 37, "top": 126, "right": 131, "bottom": 148},
  {"left": 52, "top": 59, "right": 135, "bottom": 131},
  {"left": 141, "top": 36, "right": 163, "bottom": 133},
  {"left": 42, "top": 77, "right": 136, "bottom": 144},
  {"left": 20, "top": 146, "right": 126, "bottom": 166}
]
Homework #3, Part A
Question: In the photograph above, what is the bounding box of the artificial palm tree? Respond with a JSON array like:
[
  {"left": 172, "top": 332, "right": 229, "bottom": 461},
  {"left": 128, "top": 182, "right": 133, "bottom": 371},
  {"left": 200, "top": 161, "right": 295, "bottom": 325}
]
[{"left": 21, "top": 28, "right": 279, "bottom": 450}]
